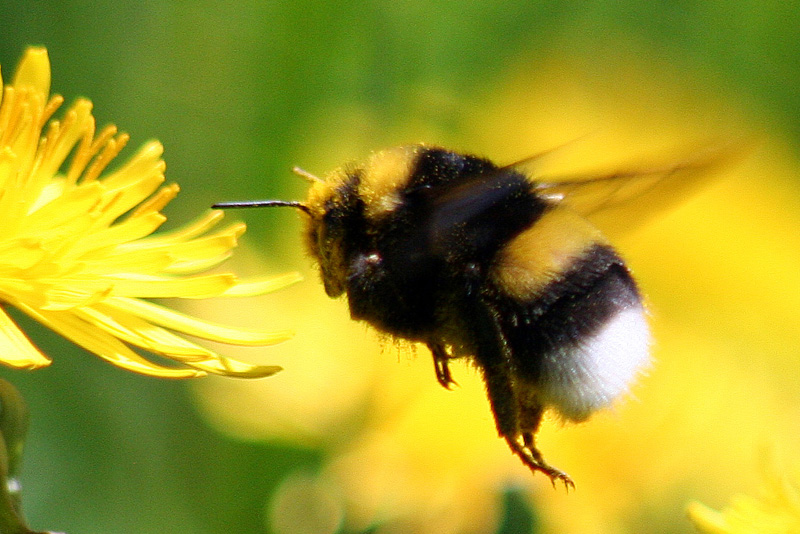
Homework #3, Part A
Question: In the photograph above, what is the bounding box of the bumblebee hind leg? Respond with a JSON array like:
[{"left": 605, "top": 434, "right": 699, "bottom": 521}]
[
  {"left": 472, "top": 300, "right": 574, "bottom": 489},
  {"left": 519, "top": 404, "right": 574, "bottom": 489},
  {"left": 428, "top": 342, "right": 457, "bottom": 389},
  {"left": 507, "top": 435, "right": 574, "bottom": 489},
  {"left": 482, "top": 362, "right": 575, "bottom": 489}
]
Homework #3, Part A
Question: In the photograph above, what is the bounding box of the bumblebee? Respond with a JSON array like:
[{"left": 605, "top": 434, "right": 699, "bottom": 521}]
[{"left": 214, "top": 144, "right": 724, "bottom": 487}]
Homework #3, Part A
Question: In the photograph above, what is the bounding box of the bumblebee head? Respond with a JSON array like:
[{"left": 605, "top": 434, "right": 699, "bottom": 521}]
[{"left": 211, "top": 165, "right": 354, "bottom": 298}]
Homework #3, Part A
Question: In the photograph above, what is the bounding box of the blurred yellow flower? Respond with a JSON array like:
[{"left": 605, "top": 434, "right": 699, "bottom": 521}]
[
  {"left": 192, "top": 269, "right": 516, "bottom": 534},
  {"left": 194, "top": 49, "right": 800, "bottom": 534},
  {"left": 471, "top": 54, "right": 800, "bottom": 534},
  {"left": 688, "top": 463, "right": 800, "bottom": 534},
  {"left": 0, "top": 47, "right": 297, "bottom": 378}
]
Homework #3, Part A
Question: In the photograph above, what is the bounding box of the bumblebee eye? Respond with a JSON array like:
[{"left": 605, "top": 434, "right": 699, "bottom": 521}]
[
  {"left": 319, "top": 211, "right": 344, "bottom": 249},
  {"left": 311, "top": 210, "right": 351, "bottom": 298}
]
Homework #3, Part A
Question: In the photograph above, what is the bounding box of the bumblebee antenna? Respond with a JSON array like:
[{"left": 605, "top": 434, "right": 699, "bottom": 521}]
[
  {"left": 213, "top": 166, "right": 321, "bottom": 213},
  {"left": 292, "top": 166, "right": 324, "bottom": 184},
  {"left": 211, "top": 199, "right": 312, "bottom": 215}
]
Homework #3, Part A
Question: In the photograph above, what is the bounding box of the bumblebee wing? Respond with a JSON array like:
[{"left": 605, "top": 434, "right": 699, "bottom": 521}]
[
  {"left": 519, "top": 143, "right": 744, "bottom": 235},
  {"left": 423, "top": 169, "right": 542, "bottom": 258},
  {"left": 421, "top": 143, "right": 743, "bottom": 251}
]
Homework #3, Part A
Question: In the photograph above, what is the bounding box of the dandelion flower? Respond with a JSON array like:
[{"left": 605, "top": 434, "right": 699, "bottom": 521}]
[
  {"left": 0, "top": 47, "right": 297, "bottom": 378},
  {"left": 688, "top": 465, "right": 800, "bottom": 534}
]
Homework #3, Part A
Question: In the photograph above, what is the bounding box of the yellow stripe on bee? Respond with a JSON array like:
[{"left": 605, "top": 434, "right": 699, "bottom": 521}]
[
  {"left": 305, "top": 145, "right": 421, "bottom": 221},
  {"left": 305, "top": 169, "right": 346, "bottom": 218},
  {"left": 358, "top": 145, "right": 421, "bottom": 220},
  {"left": 491, "top": 206, "right": 607, "bottom": 299}
]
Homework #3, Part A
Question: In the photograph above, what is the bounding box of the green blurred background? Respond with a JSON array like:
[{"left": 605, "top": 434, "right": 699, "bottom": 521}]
[{"left": 1, "top": 2, "right": 799, "bottom": 533}]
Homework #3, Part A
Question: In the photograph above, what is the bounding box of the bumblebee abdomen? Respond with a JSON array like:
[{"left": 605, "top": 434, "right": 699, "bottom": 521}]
[{"left": 494, "top": 243, "right": 649, "bottom": 421}]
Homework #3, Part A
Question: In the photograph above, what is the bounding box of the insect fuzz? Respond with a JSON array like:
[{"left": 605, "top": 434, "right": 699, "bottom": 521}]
[{"left": 214, "top": 145, "right": 658, "bottom": 488}]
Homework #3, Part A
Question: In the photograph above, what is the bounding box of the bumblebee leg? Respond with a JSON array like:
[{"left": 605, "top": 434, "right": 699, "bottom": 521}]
[
  {"left": 511, "top": 435, "right": 574, "bottom": 490},
  {"left": 428, "top": 343, "right": 457, "bottom": 389},
  {"left": 480, "top": 364, "right": 572, "bottom": 488},
  {"left": 473, "top": 300, "right": 574, "bottom": 489},
  {"left": 519, "top": 406, "right": 574, "bottom": 489}
]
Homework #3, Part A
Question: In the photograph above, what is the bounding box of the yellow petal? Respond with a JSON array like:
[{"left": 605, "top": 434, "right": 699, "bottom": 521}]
[
  {"left": 103, "top": 273, "right": 238, "bottom": 298},
  {"left": 185, "top": 356, "right": 282, "bottom": 378},
  {"left": 82, "top": 132, "right": 131, "bottom": 183},
  {"left": 687, "top": 502, "right": 729, "bottom": 534},
  {"left": 161, "top": 239, "right": 241, "bottom": 273},
  {"left": 12, "top": 47, "right": 50, "bottom": 96},
  {"left": 119, "top": 231, "right": 240, "bottom": 273},
  {"left": 0, "top": 240, "right": 47, "bottom": 271},
  {"left": 34, "top": 99, "right": 94, "bottom": 182},
  {"left": 76, "top": 304, "right": 216, "bottom": 360},
  {"left": 17, "top": 302, "right": 203, "bottom": 378},
  {"left": 23, "top": 181, "right": 105, "bottom": 232},
  {"left": 81, "top": 247, "right": 174, "bottom": 275},
  {"left": 41, "top": 285, "right": 112, "bottom": 311},
  {"left": 129, "top": 183, "right": 180, "bottom": 217},
  {"left": 161, "top": 253, "right": 234, "bottom": 275},
  {"left": 221, "top": 272, "right": 303, "bottom": 297},
  {"left": 136, "top": 210, "right": 225, "bottom": 244},
  {"left": 108, "top": 296, "right": 294, "bottom": 345},
  {"left": 0, "top": 306, "right": 51, "bottom": 369},
  {"left": 77, "top": 304, "right": 282, "bottom": 378},
  {"left": 69, "top": 211, "right": 167, "bottom": 255},
  {"left": 101, "top": 140, "right": 165, "bottom": 188},
  {"left": 93, "top": 172, "right": 165, "bottom": 226}
]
